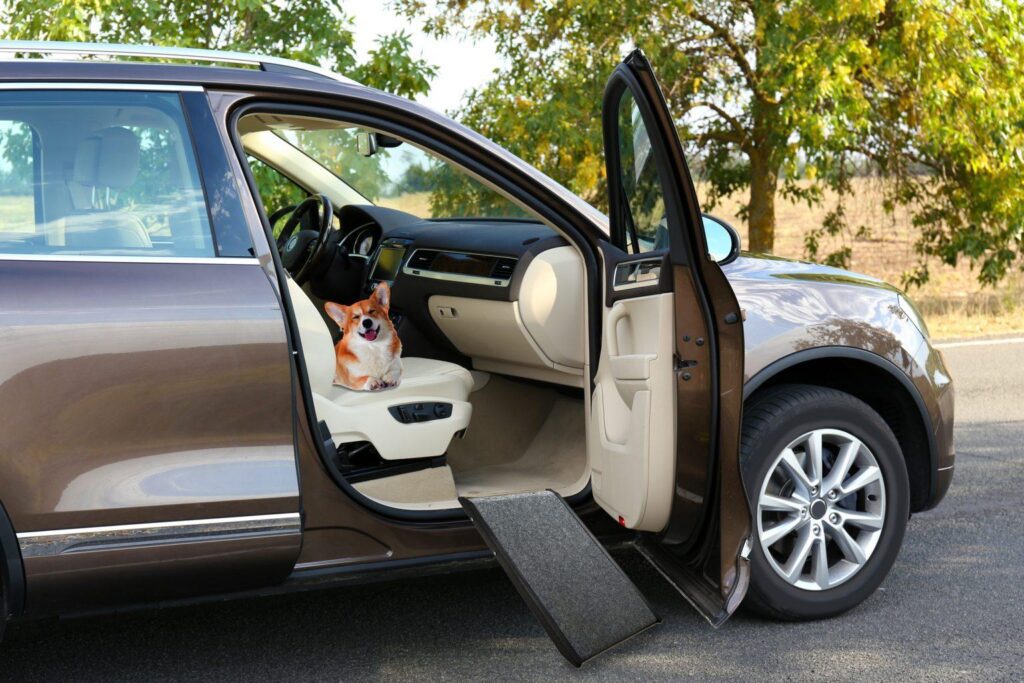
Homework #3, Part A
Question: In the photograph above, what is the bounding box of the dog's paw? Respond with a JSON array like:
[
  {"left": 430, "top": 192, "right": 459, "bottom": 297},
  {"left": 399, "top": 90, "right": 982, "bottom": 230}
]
[
  {"left": 364, "top": 377, "right": 399, "bottom": 391},
  {"left": 362, "top": 378, "right": 385, "bottom": 391}
]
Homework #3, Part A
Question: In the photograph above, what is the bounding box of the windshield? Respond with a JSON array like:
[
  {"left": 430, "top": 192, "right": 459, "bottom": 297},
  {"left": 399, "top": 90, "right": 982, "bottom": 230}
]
[{"left": 269, "top": 121, "right": 528, "bottom": 220}]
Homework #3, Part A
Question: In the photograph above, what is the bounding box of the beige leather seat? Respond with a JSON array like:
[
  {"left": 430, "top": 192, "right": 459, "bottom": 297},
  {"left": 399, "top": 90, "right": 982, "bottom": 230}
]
[{"left": 287, "top": 279, "right": 473, "bottom": 461}]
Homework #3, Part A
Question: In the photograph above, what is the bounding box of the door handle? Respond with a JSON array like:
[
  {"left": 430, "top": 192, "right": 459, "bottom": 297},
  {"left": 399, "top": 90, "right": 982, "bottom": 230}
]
[
  {"left": 613, "top": 259, "right": 662, "bottom": 291},
  {"left": 606, "top": 304, "right": 628, "bottom": 357}
]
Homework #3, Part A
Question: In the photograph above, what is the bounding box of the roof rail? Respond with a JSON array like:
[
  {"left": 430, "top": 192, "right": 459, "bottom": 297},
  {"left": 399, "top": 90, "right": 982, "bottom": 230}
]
[{"left": 0, "top": 40, "right": 360, "bottom": 85}]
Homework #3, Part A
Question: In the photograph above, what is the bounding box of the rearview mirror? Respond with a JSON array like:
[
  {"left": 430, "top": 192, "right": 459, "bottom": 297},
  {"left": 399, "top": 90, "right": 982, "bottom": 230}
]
[
  {"left": 356, "top": 131, "right": 403, "bottom": 157},
  {"left": 702, "top": 215, "right": 741, "bottom": 265},
  {"left": 375, "top": 133, "right": 403, "bottom": 149},
  {"left": 356, "top": 130, "right": 377, "bottom": 157}
]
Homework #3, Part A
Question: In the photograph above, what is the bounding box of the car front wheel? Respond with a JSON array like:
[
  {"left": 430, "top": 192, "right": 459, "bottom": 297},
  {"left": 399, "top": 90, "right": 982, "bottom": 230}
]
[{"left": 740, "top": 384, "right": 910, "bottom": 620}]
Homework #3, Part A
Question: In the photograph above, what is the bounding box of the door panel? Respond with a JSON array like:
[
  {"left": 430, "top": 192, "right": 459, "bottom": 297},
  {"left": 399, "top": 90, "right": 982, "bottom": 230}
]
[
  {"left": 590, "top": 284, "right": 675, "bottom": 531},
  {"left": 0, "top": 260, "right": 301, "bottom": 615}
]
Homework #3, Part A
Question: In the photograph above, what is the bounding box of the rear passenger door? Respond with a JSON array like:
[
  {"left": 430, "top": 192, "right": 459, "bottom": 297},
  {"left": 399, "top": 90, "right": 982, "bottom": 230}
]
[{"left": 0, "top": 86, "right": 301, "bottom": 615}]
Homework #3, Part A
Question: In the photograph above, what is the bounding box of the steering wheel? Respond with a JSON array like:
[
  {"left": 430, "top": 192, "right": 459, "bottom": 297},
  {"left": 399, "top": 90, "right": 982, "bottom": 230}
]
[{"left": 276, "top": 194, "right": 335, "bottom": 284}]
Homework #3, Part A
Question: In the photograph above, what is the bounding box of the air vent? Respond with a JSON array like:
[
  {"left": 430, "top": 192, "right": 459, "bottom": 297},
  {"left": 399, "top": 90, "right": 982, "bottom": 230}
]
[
  {"left": 401, "top": 249, "right": 516, "bottom": 287},
  {"left": 491, "top": 258, "right": 517, "bottom": 280},
  {"left": 407, "top": 250, "right": 438, "bottom": 270}
]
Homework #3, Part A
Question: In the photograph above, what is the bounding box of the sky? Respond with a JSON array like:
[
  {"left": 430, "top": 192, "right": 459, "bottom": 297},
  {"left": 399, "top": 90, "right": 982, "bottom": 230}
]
[{"left": 347, "top": 3, "right": 503, "bottom": 115}]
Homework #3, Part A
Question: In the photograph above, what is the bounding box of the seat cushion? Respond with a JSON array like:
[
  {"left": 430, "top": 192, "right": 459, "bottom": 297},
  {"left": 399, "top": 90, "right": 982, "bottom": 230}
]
[
  {"left": 323, "top": 357, "right": 474, "bottom": 407},
  {"left": 315, "top": 358, "right": 474, "bottom": 460}
]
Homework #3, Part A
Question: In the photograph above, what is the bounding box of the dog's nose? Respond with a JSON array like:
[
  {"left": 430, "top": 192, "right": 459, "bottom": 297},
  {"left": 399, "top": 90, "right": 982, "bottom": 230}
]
[{"left": 362, "top": 318, "right": 374, "bottom": 329}]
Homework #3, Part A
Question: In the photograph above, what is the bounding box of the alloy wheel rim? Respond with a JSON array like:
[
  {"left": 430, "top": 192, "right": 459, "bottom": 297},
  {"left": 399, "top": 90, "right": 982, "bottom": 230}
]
[{"left": 756, "top": 428, "right": 886, "bottom": 591}]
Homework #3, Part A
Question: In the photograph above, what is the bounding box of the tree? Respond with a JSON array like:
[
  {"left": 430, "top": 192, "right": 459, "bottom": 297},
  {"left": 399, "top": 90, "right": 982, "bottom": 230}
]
[
  {"left": 0, "top": 0, "right": 435, "bottom": 98},
  {"left": 398, "top": 0, "right": 1024, "bottom": 285}
]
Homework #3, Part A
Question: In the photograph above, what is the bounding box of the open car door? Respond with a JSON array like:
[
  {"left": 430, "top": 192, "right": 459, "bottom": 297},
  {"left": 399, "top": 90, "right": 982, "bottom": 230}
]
[
  {"left": 460, "top": 51, "right": 751, "bottom": 665},
  {"left": 589, "top": 49, "right": 752, "bottom": 625}
]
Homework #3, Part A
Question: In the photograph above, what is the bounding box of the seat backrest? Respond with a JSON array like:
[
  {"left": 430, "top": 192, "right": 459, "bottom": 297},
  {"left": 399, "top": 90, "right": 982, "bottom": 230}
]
[
  {"left": 61, "top": 212, "right": 153, "bottom": 249},
  {"left": 285, "top": 278, "right": 336, "bottom": 394},
  {"left": 60, "top": 126, "right": 153, "bottom": 249}
]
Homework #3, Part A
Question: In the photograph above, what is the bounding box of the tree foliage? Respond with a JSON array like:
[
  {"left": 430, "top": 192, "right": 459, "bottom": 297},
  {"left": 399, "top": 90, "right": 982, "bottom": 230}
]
[
  {"left": 0, "top": 0, "right": 435, "bottom": 98},
  {"left": 398, "top": 0, "right": 1024, "bottom": 286}
]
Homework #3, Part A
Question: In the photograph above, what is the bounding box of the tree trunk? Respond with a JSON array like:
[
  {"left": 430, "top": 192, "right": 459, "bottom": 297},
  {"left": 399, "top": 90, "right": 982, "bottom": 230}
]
[{"left": 747, "top": 149, "right": 778, "bottom": 254}]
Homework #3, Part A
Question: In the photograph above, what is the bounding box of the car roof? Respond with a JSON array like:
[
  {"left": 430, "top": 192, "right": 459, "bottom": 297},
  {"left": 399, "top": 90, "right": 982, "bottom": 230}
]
[
  {"left": 0, "top": 40, "right": 361, "bottom": 86},
  {"left": 0, "top": 39, "right": 385, "bottom": 105},
  {"left": 0, "top": 58, "right": 364, "bottom": 94}
]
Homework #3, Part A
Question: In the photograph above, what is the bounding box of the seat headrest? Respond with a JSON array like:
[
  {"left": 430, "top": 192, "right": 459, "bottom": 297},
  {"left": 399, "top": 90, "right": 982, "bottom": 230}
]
[{"left": 72, "top": 126, "right": 141, "bottom": 190}]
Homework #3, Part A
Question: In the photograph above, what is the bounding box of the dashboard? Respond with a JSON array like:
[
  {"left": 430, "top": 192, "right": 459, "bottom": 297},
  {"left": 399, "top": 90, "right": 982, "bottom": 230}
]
[{"left": 338, "top": 205, "right": 586, "bottom": 387}]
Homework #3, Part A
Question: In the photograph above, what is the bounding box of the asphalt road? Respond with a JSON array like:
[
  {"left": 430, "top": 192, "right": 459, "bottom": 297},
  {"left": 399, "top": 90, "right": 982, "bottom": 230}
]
[{"left": 3, "top": 339, "right": 1023, "bottom": 681}]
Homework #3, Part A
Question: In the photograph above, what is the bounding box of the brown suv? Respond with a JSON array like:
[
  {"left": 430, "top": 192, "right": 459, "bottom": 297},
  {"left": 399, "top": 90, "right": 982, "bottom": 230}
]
[{"left": 0, "top": 42, "right": 953, "bottom": 664}]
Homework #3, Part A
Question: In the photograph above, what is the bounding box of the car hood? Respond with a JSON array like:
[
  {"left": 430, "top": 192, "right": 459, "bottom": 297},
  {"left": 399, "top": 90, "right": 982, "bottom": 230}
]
[
  {"left": 720, "top": 252, "right": 924, "bottom": 380},
  {"left": 722, "top": 252, "right": 901, "bottom": 295}
]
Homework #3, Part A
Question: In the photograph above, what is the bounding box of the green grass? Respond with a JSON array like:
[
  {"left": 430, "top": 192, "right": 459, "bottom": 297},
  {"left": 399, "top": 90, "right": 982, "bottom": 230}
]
[{"left": 0, "top": 194, "right": 34, "bottom": 232}]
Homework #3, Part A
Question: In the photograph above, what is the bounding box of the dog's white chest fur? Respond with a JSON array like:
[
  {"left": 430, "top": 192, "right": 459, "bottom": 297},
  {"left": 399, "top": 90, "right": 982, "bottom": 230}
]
[
  {"left": 340, "top": 333, "right": 403, "bottom": 391},
  {"left": 351, "top": 338, "right": 398, "bottom": 376}
]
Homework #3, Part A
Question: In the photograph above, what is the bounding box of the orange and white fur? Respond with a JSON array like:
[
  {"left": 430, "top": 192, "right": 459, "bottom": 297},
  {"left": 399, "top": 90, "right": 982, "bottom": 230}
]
[{"left": 324, "top": 283, "right": 402, "bottom": 391}]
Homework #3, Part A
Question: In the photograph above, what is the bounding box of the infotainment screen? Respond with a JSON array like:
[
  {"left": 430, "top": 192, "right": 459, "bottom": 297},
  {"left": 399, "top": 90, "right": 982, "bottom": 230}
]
[{"left": 371, "top": 245, "right": 406, "bottom": 281}]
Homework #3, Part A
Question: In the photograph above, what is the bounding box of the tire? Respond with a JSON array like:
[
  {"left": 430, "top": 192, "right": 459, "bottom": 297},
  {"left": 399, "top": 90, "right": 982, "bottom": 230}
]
[
  {"left": 740, "top": 384, "right": 910, "bottom": 620},
  {"left": 0, "top": 564, "right": 6, "bottom": 644}
]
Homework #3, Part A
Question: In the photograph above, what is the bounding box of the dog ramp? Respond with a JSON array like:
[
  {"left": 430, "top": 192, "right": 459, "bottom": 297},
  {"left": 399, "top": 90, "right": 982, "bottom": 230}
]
[{"left": 460, "top": 490, "right": 658, "bottom": 666}]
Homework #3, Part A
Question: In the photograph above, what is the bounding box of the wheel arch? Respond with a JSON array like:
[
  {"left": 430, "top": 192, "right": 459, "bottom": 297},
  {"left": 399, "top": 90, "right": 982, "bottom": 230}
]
[
  {"left": 744, "top": 347, "right": 937, "bottom": 512},
  {"left": 0, "top": 498, "right": 25, "bottom": 618}
]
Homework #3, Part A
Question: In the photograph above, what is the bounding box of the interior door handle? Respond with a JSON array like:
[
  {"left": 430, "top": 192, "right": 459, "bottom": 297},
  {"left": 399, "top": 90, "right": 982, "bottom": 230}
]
[{"left": 613, "top": 259, "right": 662, "bottom": 291}]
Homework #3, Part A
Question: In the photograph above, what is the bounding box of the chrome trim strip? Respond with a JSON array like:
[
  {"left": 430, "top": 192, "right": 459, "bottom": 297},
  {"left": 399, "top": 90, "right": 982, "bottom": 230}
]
[
  {"left": 0, "top": 82, "right": 204, "bottom": 92},
  {"left": 16, "top": 512, "right": 301, "bottom": 558},
  {"left": 401, "top": 248, "right": 515, "bottom": 288},
  {"left": 0, "top": 253, "right": 259, "bottom": 265},
  {"left": 402, "top": 267, "right": 512, "bottom": 288},
  {"left": 0, "top": 40, "right": 360, "bottom": 86},
  {"left": 612, "top": 279, "right": 661, "bottom": 292}
]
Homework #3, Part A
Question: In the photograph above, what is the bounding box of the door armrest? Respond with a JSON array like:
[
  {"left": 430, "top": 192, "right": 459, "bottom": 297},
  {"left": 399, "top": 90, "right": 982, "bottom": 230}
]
[{"left": 609, "top": 353, "right": 656, "bottom": 381}]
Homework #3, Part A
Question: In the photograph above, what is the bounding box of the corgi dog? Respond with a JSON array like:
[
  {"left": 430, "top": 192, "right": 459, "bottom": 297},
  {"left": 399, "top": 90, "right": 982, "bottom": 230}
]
[{"left": 324, "top": 283, "right": 402, "bottom": 391}]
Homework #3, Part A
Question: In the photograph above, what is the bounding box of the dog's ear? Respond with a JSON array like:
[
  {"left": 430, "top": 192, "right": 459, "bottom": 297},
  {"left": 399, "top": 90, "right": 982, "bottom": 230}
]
[
  {"left": 371, "top": 282, "right": 390, "bottom": 312},
  {"left": 324, "top": 302, "right": 350, "bottom": 329}
]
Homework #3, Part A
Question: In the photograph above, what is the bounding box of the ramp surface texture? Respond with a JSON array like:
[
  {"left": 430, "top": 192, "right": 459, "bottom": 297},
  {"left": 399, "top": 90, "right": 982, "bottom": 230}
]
[{"left": 461, "top": 490, "right": 657, "bottom": 666}]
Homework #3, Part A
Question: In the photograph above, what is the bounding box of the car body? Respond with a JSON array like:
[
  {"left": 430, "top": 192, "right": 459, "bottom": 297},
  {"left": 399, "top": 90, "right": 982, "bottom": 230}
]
[{"left": 0, "top": 42, "right": 952, "bottom": 649}]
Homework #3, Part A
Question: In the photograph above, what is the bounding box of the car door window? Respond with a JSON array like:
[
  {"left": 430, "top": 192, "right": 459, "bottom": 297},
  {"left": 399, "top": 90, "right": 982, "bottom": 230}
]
[
  {"left": 240, "top": 115, "right": 527, "bottom": 220},
  {"left": 615, "top": 92, "right": 669, "bottom": 254},
  {"left": 0, "top": 90, "right": 215, "bottom": 257},
  {"left": 247, "top": 155, "right": 309, "bottom": 236}
]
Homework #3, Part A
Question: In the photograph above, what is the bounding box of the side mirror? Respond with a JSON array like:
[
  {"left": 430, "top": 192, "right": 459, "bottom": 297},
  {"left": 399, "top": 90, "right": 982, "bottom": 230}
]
[{"left": 702, "top": 214, "right": 741, "bottom": 265}]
